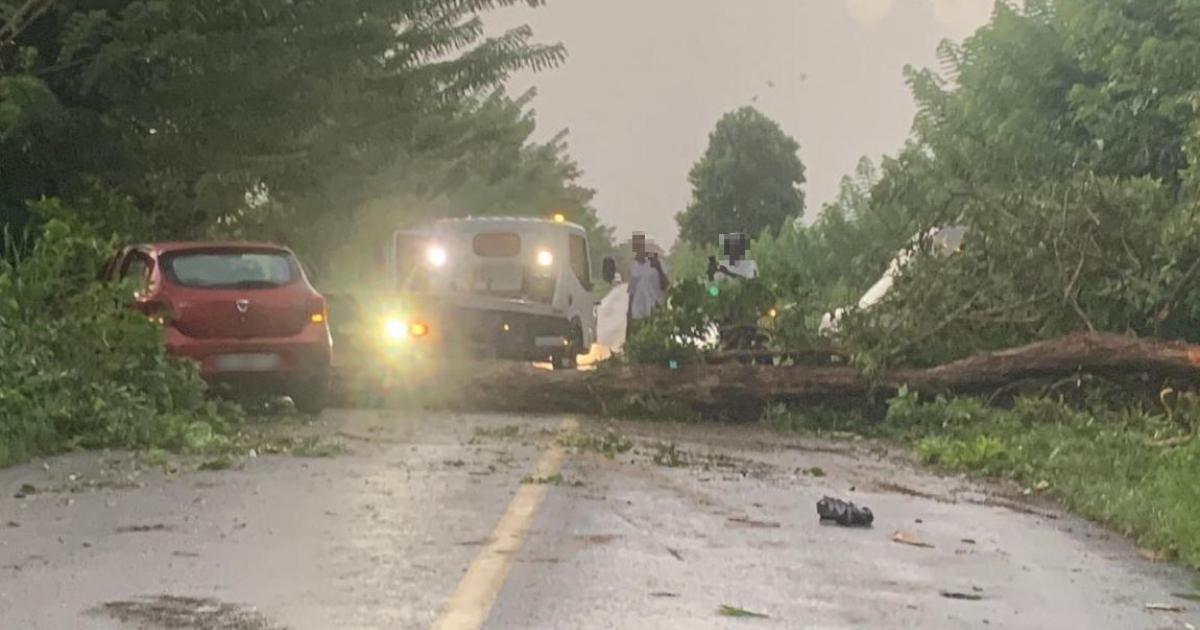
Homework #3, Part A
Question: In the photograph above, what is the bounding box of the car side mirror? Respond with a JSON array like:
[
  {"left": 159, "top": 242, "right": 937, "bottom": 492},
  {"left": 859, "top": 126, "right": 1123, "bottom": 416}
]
[{"left": 602, "top": 257, "right": 617, "bottom": 283}]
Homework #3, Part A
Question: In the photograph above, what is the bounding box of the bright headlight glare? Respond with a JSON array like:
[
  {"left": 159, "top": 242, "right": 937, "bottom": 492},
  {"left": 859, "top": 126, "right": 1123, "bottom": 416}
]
[
  {"left": 536, "top": 250, "right": 553, "bottom": 267},
  {"left": 385, "top": 318, "right": 408, "bottom": 341},
  {"left": 426, "top": 245, "right": 448, "bottom": 268}
]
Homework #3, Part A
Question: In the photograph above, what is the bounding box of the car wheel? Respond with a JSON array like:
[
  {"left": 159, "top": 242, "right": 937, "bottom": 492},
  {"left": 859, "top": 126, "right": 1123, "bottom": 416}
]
[{"left": 291, "top": 369, "right": 331, "bottom": 415}]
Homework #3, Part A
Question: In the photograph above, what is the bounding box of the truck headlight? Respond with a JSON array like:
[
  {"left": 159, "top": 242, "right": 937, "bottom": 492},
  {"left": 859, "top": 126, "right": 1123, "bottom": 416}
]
[
  {"left": 385, "top": 318, "right": 409, "bottom": 341},
  {"left": 536, "top": 250, "right": 553, "bottom": 267},
  {"left": 426, "top": 245, "right": 448, "bottom": 268}
]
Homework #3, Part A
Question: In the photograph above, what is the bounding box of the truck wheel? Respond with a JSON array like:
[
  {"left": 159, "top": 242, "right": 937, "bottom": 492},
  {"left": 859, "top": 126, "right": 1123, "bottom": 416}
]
[
  {"left": 551, "top": 323, "right": 583, "bottom": 370},
  {"left": 552, "top": 352, "right": 578, "bottom": 370}
]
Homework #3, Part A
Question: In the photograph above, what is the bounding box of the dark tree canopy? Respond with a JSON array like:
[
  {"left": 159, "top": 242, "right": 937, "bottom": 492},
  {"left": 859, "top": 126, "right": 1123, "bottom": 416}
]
[
  {"left": 675, "top": 106, "right": 806, "bottom": 246},
  {"left": 0, "top": 0, "right": 588, "bottom": 248}
]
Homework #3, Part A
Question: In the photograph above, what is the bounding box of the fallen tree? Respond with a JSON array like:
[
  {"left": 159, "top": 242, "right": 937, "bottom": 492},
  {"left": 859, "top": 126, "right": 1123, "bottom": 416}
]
[{"left": 410, "top": 332, "right": 1200, "bottom": 415}]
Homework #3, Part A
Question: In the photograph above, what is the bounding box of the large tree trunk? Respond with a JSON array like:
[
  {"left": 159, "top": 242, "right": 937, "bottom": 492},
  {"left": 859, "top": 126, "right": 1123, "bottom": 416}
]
[{"left": 404, "top": 332, "right": 1200, "bottom": 415}]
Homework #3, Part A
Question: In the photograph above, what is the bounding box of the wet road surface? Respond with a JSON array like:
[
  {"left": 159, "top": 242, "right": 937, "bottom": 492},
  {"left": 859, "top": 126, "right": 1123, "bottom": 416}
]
[{"left": 2, "top": 410, "right": 1198, "bottom": 629}]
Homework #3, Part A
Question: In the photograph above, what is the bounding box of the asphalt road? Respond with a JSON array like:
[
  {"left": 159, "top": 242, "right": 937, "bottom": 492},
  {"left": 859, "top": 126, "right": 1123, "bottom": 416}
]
[{"left": 2, "top": 410, "right": 1198, "bottom": 629}]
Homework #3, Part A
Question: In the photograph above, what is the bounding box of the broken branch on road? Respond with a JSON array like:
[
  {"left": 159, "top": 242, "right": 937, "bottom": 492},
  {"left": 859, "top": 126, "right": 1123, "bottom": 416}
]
[{"left": 892, "top": 530, "right": 935, "bottom": 549}]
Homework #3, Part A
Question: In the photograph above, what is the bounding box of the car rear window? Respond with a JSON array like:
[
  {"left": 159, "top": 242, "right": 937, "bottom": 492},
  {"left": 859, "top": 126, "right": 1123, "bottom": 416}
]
[
  {"left": 163, "top": 250, "right": 296, "bottom": 289},
  {"left": 472, "top": 233, "right": 521, "bottom": 257}
]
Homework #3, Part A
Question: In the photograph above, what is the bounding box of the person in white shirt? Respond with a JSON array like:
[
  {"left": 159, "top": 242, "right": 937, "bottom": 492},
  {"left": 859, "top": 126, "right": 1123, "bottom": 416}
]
[
  {"left": 627, "top": 250, "right": 669, "bottom": 334},
  {"left": 708, "top": 255, "right": 758, "bottom": 282}
]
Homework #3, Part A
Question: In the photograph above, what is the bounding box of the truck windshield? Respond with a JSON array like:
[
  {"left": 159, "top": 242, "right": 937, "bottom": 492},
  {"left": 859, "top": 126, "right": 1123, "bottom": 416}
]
[{"left": 473, "top": 233, "right": 521, "bottom": 257}]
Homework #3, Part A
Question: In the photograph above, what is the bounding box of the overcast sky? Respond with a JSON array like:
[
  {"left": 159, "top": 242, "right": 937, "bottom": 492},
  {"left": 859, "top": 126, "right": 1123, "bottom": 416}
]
[{"left": 488, "top": 0, "right": 996, "bottom": 247}]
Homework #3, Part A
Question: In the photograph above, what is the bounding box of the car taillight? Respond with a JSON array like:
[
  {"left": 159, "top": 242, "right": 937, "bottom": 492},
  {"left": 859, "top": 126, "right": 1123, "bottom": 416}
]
[
  {"left": 310, "top": 296, "right": 328, "bottom": 325},
  {"left": 410, "top": 322, "right": 429, "bottom": 338},
  {"left": 142, "top": 300, "right": 175, "bottom": 326}
]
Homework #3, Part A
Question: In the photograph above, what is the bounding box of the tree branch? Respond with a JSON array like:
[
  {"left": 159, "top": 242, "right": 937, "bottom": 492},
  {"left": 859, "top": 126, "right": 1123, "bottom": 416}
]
[
  {"left": 0, "top": 0, "right": 54, "bottom": 44},
  {"left": 1154, "top": 256, "right": 1200, "bottom": 334},
  {"left": 1063, "top": 250, "right": 1095, "bottom": 332}
]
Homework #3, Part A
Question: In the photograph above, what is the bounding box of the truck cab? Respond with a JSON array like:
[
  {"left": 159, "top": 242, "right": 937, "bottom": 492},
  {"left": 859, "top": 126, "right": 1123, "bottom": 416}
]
[{"left": 394, "top": 217, "right": 597, "bottom": 369}]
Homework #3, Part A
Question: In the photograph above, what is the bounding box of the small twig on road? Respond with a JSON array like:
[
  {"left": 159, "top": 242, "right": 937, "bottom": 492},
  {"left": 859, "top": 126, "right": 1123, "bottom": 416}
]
[
  {"left": 727, "top": 516, "right": 781, "bottom": 529},
  {"left": 940, "top": 590, "right": 984, "bottom": 601},
  {"left": 717, "top": 605, "right": 770, "bottom": 619}
]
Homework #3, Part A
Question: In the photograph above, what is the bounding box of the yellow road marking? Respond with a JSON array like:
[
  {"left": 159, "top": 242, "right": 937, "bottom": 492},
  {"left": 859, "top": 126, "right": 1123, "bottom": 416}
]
[{"left": 430, "top": 418, "right": 578, "bottom": 630}]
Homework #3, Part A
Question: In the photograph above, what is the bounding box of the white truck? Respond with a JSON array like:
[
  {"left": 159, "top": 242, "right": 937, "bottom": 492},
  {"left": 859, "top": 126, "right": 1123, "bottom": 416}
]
[
  {"left": 390, "top": 217, "right": 601, "bottom": 369},
  {"left": 820, "top": 225, "right": 968, "bottom": 335}
]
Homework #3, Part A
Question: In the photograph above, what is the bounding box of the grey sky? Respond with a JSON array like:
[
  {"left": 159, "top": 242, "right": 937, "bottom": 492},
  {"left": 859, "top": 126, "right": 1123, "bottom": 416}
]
[{"left": 489, "top": 0, "right": 995, "bottom": 247}]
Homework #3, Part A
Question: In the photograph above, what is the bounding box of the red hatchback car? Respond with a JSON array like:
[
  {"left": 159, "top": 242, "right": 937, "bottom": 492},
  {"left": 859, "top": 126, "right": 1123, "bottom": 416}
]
[{"left": 104, "top": 242, "right": 333, "bottom": 412}]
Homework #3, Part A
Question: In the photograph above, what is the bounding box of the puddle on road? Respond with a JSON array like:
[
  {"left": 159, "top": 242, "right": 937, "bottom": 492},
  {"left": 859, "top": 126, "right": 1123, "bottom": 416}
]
[{"left": 98, "top": 595, "right": 282, "bottom": 630}]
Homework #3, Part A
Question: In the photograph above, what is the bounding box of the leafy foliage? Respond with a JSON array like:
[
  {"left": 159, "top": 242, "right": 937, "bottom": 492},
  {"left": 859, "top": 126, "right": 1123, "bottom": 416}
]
[
  {"left": 622, "top": 277, "right": 776, "bottom": 365},
  {"left": 0, "top": 203, "right": 239, "bottom": 466},
  {"left": 687, "top": 1, "right": 1200, "bottom": 370},
  {"left": 1, "top": 0, "right": 609, "bottom": 268},
  {"left": 0, "top": 1, "right": 613, "bottom": 464},
  {"left": 675, "top": 106, "right": 806, "bottom": 246}
]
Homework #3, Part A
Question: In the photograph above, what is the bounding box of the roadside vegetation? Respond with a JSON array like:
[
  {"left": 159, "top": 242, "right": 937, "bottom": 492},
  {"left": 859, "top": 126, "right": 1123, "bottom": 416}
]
[
  {"left": 630, "top": 1, "right": 1200, "bottom": 569},
  {"left": 0, "top": 208, "right": 240, "bottom": 467},
  {"left": 0, "top": 1, "right": 609, "bottom": 467}
]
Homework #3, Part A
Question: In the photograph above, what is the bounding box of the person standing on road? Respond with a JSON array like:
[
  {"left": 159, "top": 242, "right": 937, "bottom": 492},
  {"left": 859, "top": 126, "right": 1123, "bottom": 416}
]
[{"left": 626, "top": 248, "right": 669, "bottom": 337}]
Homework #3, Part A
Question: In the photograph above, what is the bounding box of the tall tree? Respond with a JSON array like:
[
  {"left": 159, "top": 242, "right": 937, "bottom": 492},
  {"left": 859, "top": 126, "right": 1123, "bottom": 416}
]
[
  {"left": 830, "top": 0, "right": 1200, "bottom": 366},
  {"left": 1, "top": 0, "right": 565, "bottom": 238},
  {"left": 675, "top": 106, "right": 806, "bottom": 246}
]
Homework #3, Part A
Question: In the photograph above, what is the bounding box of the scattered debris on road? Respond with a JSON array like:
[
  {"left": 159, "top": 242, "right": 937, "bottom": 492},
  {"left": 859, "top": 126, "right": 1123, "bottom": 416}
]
[
  {"left": 1145, "top": 602, "right": 1186, "bottom": 613},
  {"left": 649, "top": 592, "right": 680, "bottom": 598},
  {"left": 560, "top": 430, "right": 634, "bottom": 459},
  {"left": 875, "top": 481, "right": 954, "bottom": 503},
  {"left": 717, "top": 604, "right": 770, "bottom": 619},
  {"left": 965, "top": 496, "right": 1059, "bottom": 519},
  {"left": 13, "top": 483, "right": 37, "bottom": 498},
  {"left": 521, "top": 473, "right": 563, "bottom": 485},
  {"left": 99, "top": 595, "right": 280, "bottom": 629},
  {"left": 666, "top": 547, "right": 684, "bottom": 561},
  {"left": 115, "top": 524, "right": 175, "bottom": 534},
  {"left": 728, "top": 516, "right": 782, "bottom": 529},
  {"left": 816, "top": 496, "right": 874, "bottom": 527},
  {"left": 652, "top": 442, "right": 690, "bottom": 468},
  {"left": 519, "top": 473, "right": 582, "bottom": 486},
  {"left": 961, "top": 538, "right": 977, "bottom": 544},
  {"left": 1172, "top": 593, "right": 1200, "bottom": 603},
  {"left": 575, "top": 534, "right": 621, "bottom": 546},
  {"left": 940, "top": 590, "right": 984, "bottom": 601},
  {"left": 474, "top": 424, "right": 522, "bottom": 439},
  {"left": 892, "top": 530, "right": 935, "bottom": 549}
]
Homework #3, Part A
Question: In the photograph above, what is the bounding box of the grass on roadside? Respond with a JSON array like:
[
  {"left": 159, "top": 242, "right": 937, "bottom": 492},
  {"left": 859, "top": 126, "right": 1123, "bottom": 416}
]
[
  {"left": 766, "top": 389, "right": 1200, "bottom": 569},
  {"left": 560, "top": 429, "right": 634, "bottom": 459},
  {"left": 651, "top": 442, "right": 690, "bottom": 468},
  {"left": 474, "top": 425, "right": 522, "bottom": 439}
]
